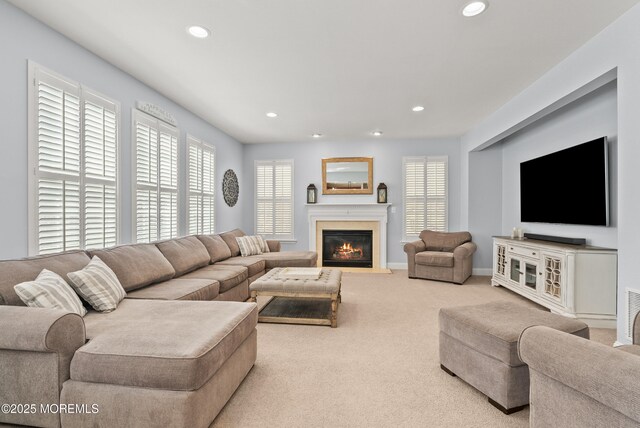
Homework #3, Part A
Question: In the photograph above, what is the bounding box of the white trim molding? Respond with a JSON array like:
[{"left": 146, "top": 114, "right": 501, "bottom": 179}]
[{"left": 307, "top": 203, "right": 391, "bottom": 269}]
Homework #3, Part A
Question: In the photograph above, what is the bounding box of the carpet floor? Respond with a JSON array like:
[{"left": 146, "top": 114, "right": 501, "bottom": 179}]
[{"left": 212, "top": 271, "right": 616, "bottom": 427}]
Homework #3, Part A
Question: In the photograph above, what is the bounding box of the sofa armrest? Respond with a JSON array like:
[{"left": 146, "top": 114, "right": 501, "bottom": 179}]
[
  {"left": 403, "top": 240, "right": 426, "bottom": 255},
  {"left": 453, "top": 242, "right": 477, "bottom": 259},
  {"left": 0, "top": 306, "right": 85, "bottom": 353},
  {"left": 519, "top": 326, "right": 640, "bottom": 422},
  {"left": 0, "top": 307, "right": 86, "bottom": 427},
  {"left": 633, "top": 312, "right": 640, "bottom": 345},
  {"left": 403, "top": 240, "right": 426, "bottom": 277},
  {"left": 266, "top": 240, "right": 281, "bottom": 252}
]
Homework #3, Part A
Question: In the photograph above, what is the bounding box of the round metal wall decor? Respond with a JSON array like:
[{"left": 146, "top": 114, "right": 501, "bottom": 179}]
[{"left": 222, "top": 169, "right": 239, "bottom": 207}]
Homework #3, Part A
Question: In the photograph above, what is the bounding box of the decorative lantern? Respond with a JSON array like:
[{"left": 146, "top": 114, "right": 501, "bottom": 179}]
[
  {"left": 377, "top": 183, "right": 387, "bottom": 204},
  {"left": 307, "top": 184, "right": 317, "bottom": 204}
]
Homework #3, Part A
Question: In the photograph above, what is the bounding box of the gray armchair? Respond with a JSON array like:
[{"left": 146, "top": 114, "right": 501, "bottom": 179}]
[
  {"left": 519, "top": 320, "right": 640, "bottom": 427},
  {"left": 403, "top": 230, "right": 476, "bottom": 284}
]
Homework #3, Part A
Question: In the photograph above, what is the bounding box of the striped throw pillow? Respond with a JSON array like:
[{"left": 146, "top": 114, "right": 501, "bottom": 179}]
[
  {"left": 236, "top": 235, "right": 264, "bottom": 257},
  {"left": 14, "top": 269, "right": 87, "bottom": 316},
  {"left": 256, "top": 235, "right": 270, "bottom": 253},
  {"left": 68, "top": 256, "right": 126, "bottom": 312}
]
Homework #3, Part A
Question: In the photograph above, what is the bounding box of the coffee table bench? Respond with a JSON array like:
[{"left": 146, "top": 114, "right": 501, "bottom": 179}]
[{"left": 249, "top": 268, "right": 342, "bottom": 327}]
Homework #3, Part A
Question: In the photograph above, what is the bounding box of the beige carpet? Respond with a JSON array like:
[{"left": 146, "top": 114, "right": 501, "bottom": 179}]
[{"left": 213, "top": 271, "right": 616, "bottom": 427}]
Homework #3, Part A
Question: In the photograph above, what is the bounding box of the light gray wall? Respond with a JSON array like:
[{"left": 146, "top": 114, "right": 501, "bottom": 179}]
[
  {"left": 501, "top": 81, "right": 618, "bottom": 248},
  {"left": 242, "top": 138, "right": 461, "bottom": 264},
  {"left": 468, "top": 144, "right": 503, "bottom": 271},
  {"left": 461, "top": 3, "right": 640, "bottom": 344},
  {"left": 0, "top": 1, "right": 244, "bottom": 258}
]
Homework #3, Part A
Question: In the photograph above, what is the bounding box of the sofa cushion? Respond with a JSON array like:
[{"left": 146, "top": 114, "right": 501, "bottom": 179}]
[
  {"left": 180, "top": 265, "right": 248, "bottom": 293},
  {"left": 419, "top": 230, "right": 471, "bottom": 252},
  {"left": 125, "top": 278, "right": 220, "bottom": 301},
  {"left": 74, "top": 299, "right": 257, "bottom": 391},
  {"left": 439, "top": 301, "right": 589, "bottom": 366},
  {"left": 0, "top": 250, "right": 91, "bottom": 306},
  {"left": 415, "top": 251, "right": 454, "bottom": 268},
  {"left": 196, "top": 234, "right": 233, "bottom": 263},
  {"left": 156, "top": 236, "right": 210, "bottom": 276},
  {"left": 216, "top": 256, "right": 266, "bottom": 277},
  {"left": 219, "top": 229, "right": 246, "bottom": 257},
  {"left": 68, "top": 256, "right": 127, "bottom": 313},
  {"left": 257, "top": 251, "right": 318, "bottom": 269},
  {"left": 14, "top": 269, "right": 87, "bottom": 316},
  {"left": 88, "top": 244, "right": 175, "bottom": 292}
]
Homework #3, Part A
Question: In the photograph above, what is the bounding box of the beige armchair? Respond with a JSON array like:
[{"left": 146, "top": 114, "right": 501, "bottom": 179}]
[
  {"left": 403, "top": 230, "right": 476, "bottom": 284},
  {"left": 519, "top": 317, "right": 640, "bottom": 427}
]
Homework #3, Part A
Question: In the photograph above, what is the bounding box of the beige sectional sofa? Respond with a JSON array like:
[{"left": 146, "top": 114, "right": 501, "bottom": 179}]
[{"left": 0, "top": 229, "right": 317, "bottom": 428}]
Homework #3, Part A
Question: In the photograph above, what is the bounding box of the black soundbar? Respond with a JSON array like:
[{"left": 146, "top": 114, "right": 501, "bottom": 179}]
[{"left": 523, "top": 233, "right": 586, "bottom": 245}]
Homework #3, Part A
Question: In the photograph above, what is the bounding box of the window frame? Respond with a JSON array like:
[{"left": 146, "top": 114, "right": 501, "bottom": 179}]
[
  {"left": 254, "top": 159, "right": 295, "bottom": 241},
  {"left": 27, "top": 61, "right": 121, "bottom": 255},
  {"left": 402, "top": 155, "right": 449, "bottom": 242}
]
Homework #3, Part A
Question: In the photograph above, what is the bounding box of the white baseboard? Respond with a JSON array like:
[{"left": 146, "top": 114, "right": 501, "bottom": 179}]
[
  {"left": 387, "top": 262, "right": 408, "bottom": 270},
  {"left": 614, "top": 341, "right": 628, "bottom": 347},
  {"left": 386, "top": 264, "right": 492, "bottom": 276}
]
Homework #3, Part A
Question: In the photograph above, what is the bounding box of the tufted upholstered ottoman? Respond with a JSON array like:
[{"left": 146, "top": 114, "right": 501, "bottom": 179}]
[
  {"left": 249, "top": 268, "right": 342, "bottom": 327},
  {"left": 439, "top": 301, "right": 589, "bottom": 414}
]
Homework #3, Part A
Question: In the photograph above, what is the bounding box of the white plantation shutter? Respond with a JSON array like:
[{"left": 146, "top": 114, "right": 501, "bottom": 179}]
[
  {"left": 188, "top": 136, "right": 215, "bottom": 235},
  {"left": 255, "top": 160, "right": 294, "bottom": 240},
  {"left": 83, "top": 93, "right": 118, "bottom": 249},
  {"left": 159, "top": 127, "right": 178, "bottom": 240},
  {"left": 256, "top": 163, "right": 274, "bottom": 235},
  {"left": 29, "top": 64, "right": 120, "bottom": 255},
  {"left": 403, "top": 156, "right": 448, "bottom": 240},
  {"left": 426, "top": 159, "right": 447, "bottom": 232},
  {"left": 133, "top": 110, "right": 179, "bottom": 242}
]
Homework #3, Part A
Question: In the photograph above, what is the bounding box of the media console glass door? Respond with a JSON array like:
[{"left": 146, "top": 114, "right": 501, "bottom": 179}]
[{"left": 509, "top": 257, "right": 539, "bottom": 291}]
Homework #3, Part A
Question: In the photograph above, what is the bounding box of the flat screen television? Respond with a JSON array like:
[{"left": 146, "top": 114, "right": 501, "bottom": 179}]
[{"left": 520, "top": 137, "right": 609, "bottom": 226}]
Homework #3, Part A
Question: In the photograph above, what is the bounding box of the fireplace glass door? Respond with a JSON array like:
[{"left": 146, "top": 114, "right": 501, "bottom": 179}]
[{"left": 322, "top": 230, "right": 373, "bottom": 268}]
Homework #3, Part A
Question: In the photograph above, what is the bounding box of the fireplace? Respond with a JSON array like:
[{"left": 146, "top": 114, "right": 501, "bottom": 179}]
[{"left": 322, "top": 230, "right": 373, "bottom": 268}]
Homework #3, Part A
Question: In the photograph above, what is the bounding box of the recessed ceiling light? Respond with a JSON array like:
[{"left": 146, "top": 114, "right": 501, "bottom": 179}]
[
  {"left": 412, "top": 105, "right": 425, "bottom": 112},
  {"left": 266, "top": 112, "right": 278, "bottom": 118},
  {"left": 372, "top": 131, "right": 383, "bottom": 137},
  {"left": 187, "top": 25, "right": 210, "bottom": 38},
  {"left": 462, "top": 1, "right": 488, "bottom": 17},
  {"left": 312, "top": 133, "right": 322, "bottom": 138}
]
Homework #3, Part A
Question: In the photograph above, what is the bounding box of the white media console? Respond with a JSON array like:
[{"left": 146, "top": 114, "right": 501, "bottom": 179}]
[{"left": 492, "top": 236, "right": 617, "bottom": 328}]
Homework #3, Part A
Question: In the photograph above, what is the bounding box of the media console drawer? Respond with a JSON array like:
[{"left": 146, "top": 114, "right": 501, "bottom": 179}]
[{"left": 507, "top": 244, "right": 538, "bottom": 259}]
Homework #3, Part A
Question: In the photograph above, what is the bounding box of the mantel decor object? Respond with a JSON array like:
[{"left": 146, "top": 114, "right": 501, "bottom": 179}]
[
  {"left": 307, "top": 184, "right": 317, "bottom": 204},
  {"left": 222, "top": 169, "right": 239, "bottom": 207},
  {"left": 322, "top": 157, "right": 373, "bottom": 195},
  {"left": 377, "top": 183, "right": 387, "bottom": 204}
]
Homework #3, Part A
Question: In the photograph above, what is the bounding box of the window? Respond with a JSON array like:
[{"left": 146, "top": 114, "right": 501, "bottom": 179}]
[
  {"left": 29, "top": 63, "right": 120, "bottom": 255},
  {"left": 188, "top": 135, "right": 215, "bottom": 235},
  {"left": 403, "top": 156, "right": 448, "bottom": 240},
  {"left": 133, "top": 110, "right": 179, "bottom": 242},
  {"left": 255, "top": 160, "right": 294, "bottom": 240}
]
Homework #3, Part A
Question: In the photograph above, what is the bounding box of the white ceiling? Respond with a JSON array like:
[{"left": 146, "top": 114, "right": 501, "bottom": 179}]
[{"left": 10, "top": 0, "right": 639, "bottom": 144}]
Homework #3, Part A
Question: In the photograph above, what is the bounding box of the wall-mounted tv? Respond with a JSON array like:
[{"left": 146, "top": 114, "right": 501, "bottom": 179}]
[{"left": 520, "top": 137, "right": 609, "bottom": 226}]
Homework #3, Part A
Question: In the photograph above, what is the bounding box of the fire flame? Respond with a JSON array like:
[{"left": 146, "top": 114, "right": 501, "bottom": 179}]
[{"left": 333, "top": 242, "right": 364, "bottom": 259}]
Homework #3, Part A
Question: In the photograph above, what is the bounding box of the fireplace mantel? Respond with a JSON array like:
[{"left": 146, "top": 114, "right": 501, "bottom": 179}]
[{"left": 306, "top": 203, "right": 391, "bottom": 268}]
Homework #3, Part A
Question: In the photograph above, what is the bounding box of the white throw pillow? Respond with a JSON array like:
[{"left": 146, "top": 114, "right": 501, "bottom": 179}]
[
  {"left": 68, "top": 256, "right": 126, "bottom": 312},
  {"left": 14, "top": 269, "right": 87, "bottom": 316},
  {"left": 236, "top": 235, "right": 264, "bottom": 257}
]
